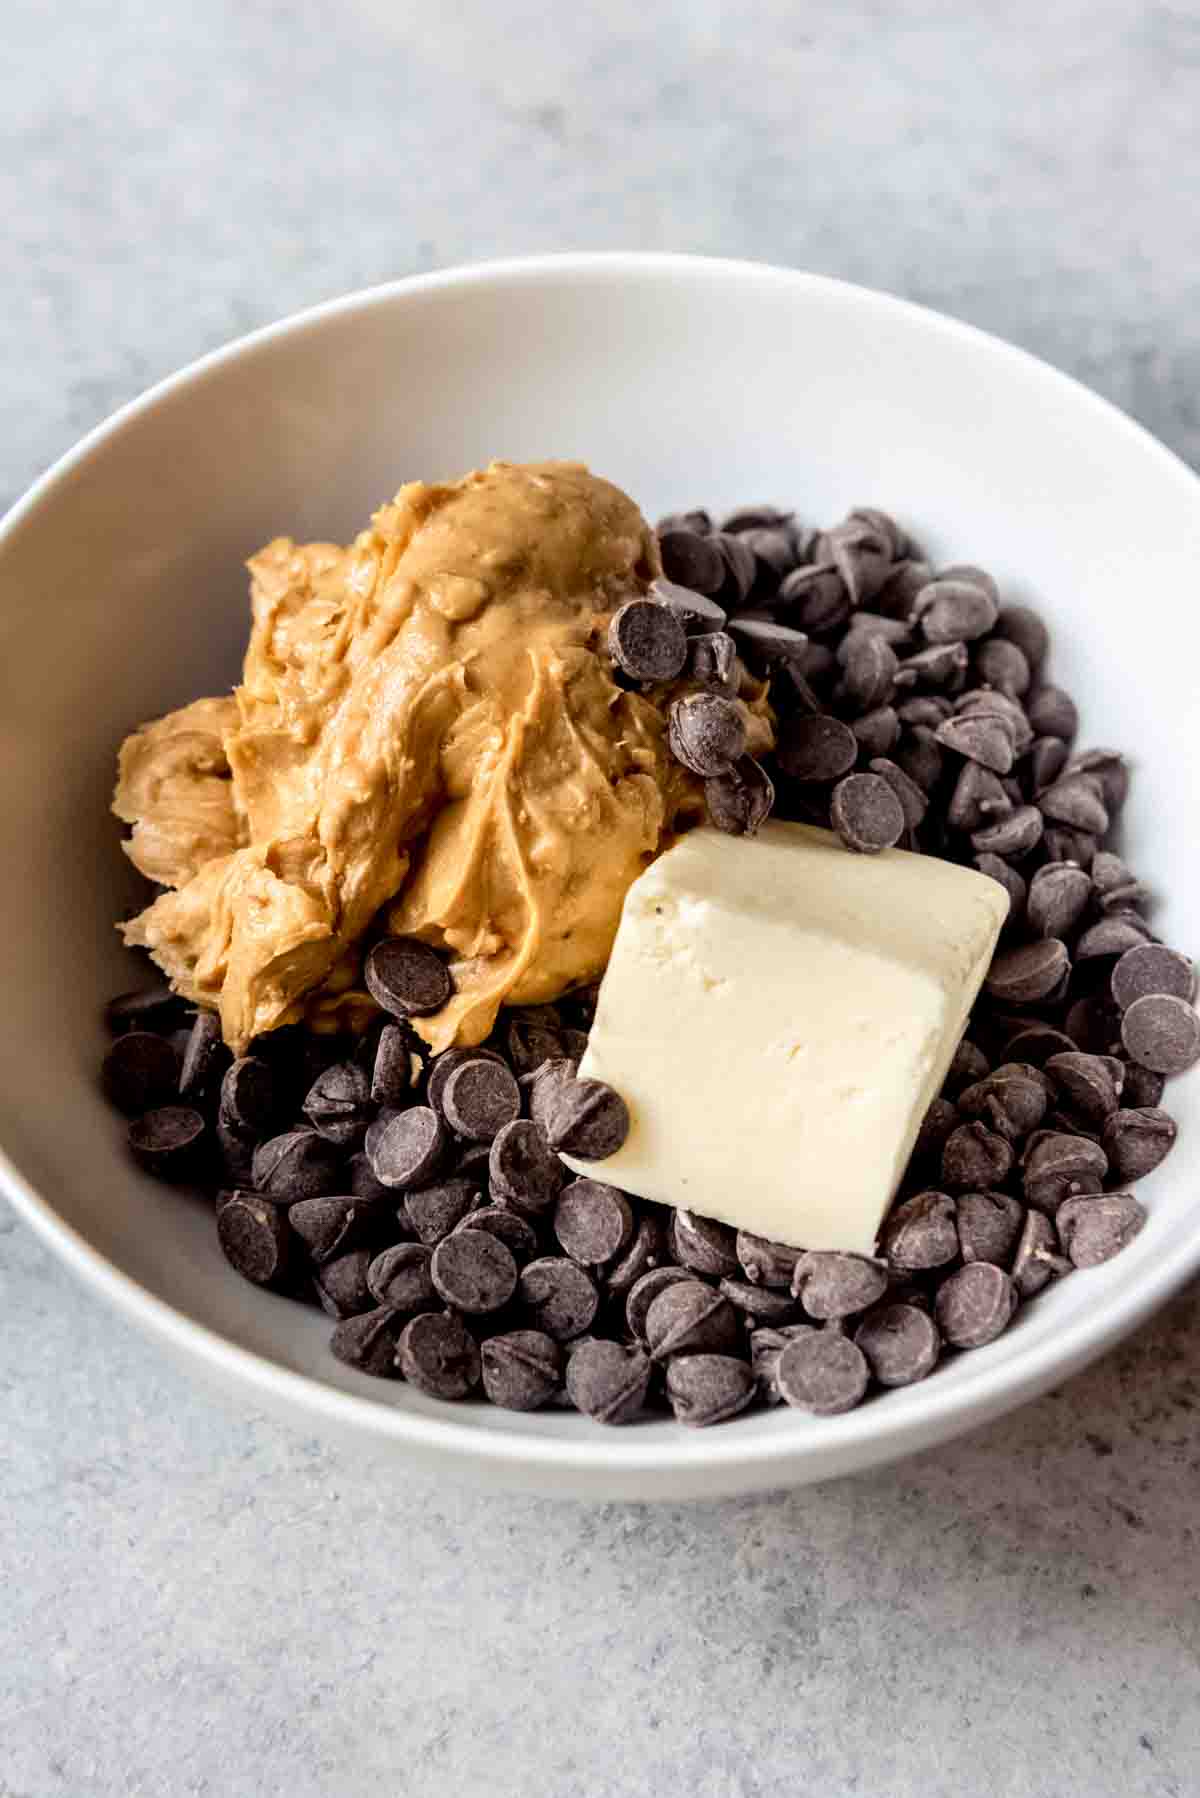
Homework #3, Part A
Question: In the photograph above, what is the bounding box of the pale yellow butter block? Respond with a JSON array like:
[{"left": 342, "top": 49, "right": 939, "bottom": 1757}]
[{"left": 563, "top": 822, "right": 1008, "bottom": 1254}]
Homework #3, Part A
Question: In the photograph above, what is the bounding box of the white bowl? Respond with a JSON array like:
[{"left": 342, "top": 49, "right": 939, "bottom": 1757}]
[{"left": 2, "top": 253, "right": 1198, "bottom": 1500}]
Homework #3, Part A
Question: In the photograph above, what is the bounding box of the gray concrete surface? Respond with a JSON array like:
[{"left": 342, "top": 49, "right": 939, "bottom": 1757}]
[{"left": 4, "top": 1, "right": 1200, "bottom": 1792}]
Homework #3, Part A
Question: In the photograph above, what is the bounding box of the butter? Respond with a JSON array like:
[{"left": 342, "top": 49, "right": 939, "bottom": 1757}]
[{"left": 563, "top": 823, "right": 1008, "bottom": 1254}]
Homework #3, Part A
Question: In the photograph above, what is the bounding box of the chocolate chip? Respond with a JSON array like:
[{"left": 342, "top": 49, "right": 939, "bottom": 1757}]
[
  {"left": 863, "top": 758, "right": 926, "bottom": 832},
  {"left": 994, "top": 604, "right": 1049, "bottom": 671},
  {"left": 974, "top": 637, "right": 1031, "bottom": 697},
  {"left": 1021, "top": 1131, "right": 1108, "bottom": 1214},
  {"left": 608, "top": 598, "right": 688, "bottom": 682},
  {"left": 1057, "top": 1193, "right": 1146, "bottom": 1268},
  {"left": 650, "top": 577, "right": 728, "bottom": 632},
  {"left": 854, "top": 1303, "right": 941, "bottom": 1387},
  {"left": 791, "top": 1251, "right": 889, "bottom": 1318},
  {"left": 947, "top": 761, "right": 1012, "bottom": 833},
  {"left": 398, "top": 1310, "right": 481, "bottom": 1398},
  {"left": 105, "top": 984, "right": 185, "bottom": 1035},
  {"left": 1064, "top": 994, "right": 1123, "bottom": 1056},
  {"left": 217, "top": 1191, "right": 291, "bottom": 1286},
  {"left": 1026, "top": 685, "right": 1078, "bottom": 741},
  {"left": 776, "top": 1331, "right": 869, "bottom": 1414},
  {"left": 1039, "top": 776, "right": 1109, "bottom": 837},
  {"left": 1120, "top": 993, "right": 1200, "bottom": 1074},
  {"left": 1001, "top": 1025, "right": 1078, "bottom": 1067},
  {"left": 347, "top": 1150, "right": 396, "bottom": 1205},
  {"left": 430, "top": 1229, "right": 518, "bottom": 1314},
  {"left": 985, "top": 939, "right": 1070, "bottom": 1005},
  {"left": 1101, "top": 1107, "right": 1178, "bottom": 1182},
  {"left": 403, "top": 1177, "right": 478, "bottom": 1245},
  {"left": 371, "top": 1023, "right": 416, "bottom": 1107},
  {"left": 721, "top": 505, "right": 793, "bottom": 536},
  {"left": 526, "top": 1058, "right": 580, "bottom": 1134},
  {"left": 480, "top": 1329, "right": 563, "bottom": 1410},
  {"left": 330, "top": 1307, "right": 405, "bottom": 1377},
  {"left": 565, "top": 1338, "right": 652, "bottom": 1424},
  {"left": 916, "top": 578, "right": 998, "bottom": 644},
  {"left": 1118, "top": 1062, "right": 1165, "bottom": 1109},
  {"left": 544, "top": 1076, "right": 630, "bottom": 1160},
  {"left": 366, "top": 1241, "right": 437, "bottom": 1312},
  {"left": 1111, "top": 944, "right": 1195, "bottom": 1011},
  {"left": 957, "top": 1065, "right": 1049, "bottom": 1141},
  {"left": 253, "top": 1129, "right": 341, "bottom": 1201},
  {"left": 1042, "top": 825, "right": 1096, "bottom": 868},
  {"left": 736, "top": 1230, "right": 802, "bottom": 1289},
  {"left": 553, "top": 1179, "right": 634, "bottom": 1267},
  {"left": 314, "top": 1248, "right": 374, "bottom": 1319},
  {"left": 303, "top": 1060, "right": 370, "bottom": 1148},
  {"left": 216, "top": 1118, "right": 255, "bottom": 1185},
  {"left": 913, "top": 1096, "right": 961, "bottom": 1164},
  {"left": 777, "top": 713, "right": 858, "bottom": 783},
  {"left": 668, "top": 692, "right": 747, "bottom": 776},
  {"left": 974, "top": 854, "right": 1027, "bottom": 921},
  {"left": 941, "top": 1122, "right": 1014, "bottom": 1191},
  {"left": 365, "top": 1106, "right": 448, "bottom": 1190},
  {"left": 726, "top": 614, "right": 810, "bottom": 672},
  {"left": 517, "top": 1256, "right": 599, "bottom": 1341},
  {"left": 830, "top": 771, "right": 905, "bottom": 853},
  {"left": 1011, "top": 1209, "right": 1068, "bottom": 1297},
  {"left": 670, "top": 1209, "right": 741, "bottom": 1280},
  {"left": 956, "top": 1191, "right": 1025, "bottom": 1266},
  {"left": 364, "top": 937, "right": 453, "bottom": 1019},
  {"left": 687, "top": 629, "right": 738, "bottom": 689},
  {"left": 935, "top": 712, "right": 1014, "bottom": 775},
  {"left": 839, "top": 633, "right": 898, "bottom": 712},
  {"left": 945, "top": 1039, "right": 990, "bottom": 1096},
  {"left": 457, "top": 1203, "right": 539, "bottom": 1264},
  {"left": 626, "top": 1265, "right": 694, "bottom": 1342},
  {"left": 645, "top": 1280, "right": 740, "bottom": 1359},
  {"left": 748, "top": 1324, "right": 815, "bottom": 1404},
  {"left": 880, "top": 1192, "right": 959, "bottom": 1271},
  {"left": 125, "top": 1102, "right": 205, "bottom": 1179},
  {"left": 934, "top": 1263, "right": 1017, "bottom": 1348},
  {"left": 440, "top": 1056, "right": 522, "bottom": 1142},
  {"left": 1045, "top": 1052, "right": 1123, "bottom": 1128},
  {"left": 1027, "top": 864, "right": 1092, "bottom": 939},
  {"left": 605, "top": 1212, "right": 664, "bottom": 1294},
  {"left": 289, "top": 1196, "right": 371, "bottom": 1265},
  {"left": 178, "top": 1010, "right": 227, "bottom": 1102},
  {"left": 1029, "top": 735, "right": 1070, "bottom": 793},
  {"left": 658, "top": 529, "right": 726, "bottom": 595},
  {"left": 103, "top": 1031, "right": 180, "bottom": 1114},
  {"left": 778, "top": 563, "right": 850, "bottom": 633},
  {"left": 489, "top": 1119, "right": 565, "bottom": 1213},
  {"left": 897, "top": 641, "right": 970, "bottom": 696},
  {"left": 852, "top": 706, "right": 901, "bottom": 758},
  {"left": 718, "top": 1278, "right": 802, "bottom": 1324},
  {"left": 666, "top": 1354, "right": 756, "bottom": 1427}
]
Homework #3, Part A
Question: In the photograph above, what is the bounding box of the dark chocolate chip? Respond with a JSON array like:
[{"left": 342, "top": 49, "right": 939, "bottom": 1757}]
[
  {"left": 553, "top": 1179, "right": 635, "bottom": 1267},
  {"left": 718, "top": 1278, "right": 802, "bottom": 1324},
  {"left": 330, "top": 1307, "right": 405, "bottom": 1377},
  {"left": 457, "top": 1203, "right": 539, "bottom": 1264},
  {"left": 792, "top": 1251, "right": 889, "bottom": 1318},
  {"left": 854, "top": 1303, "right": 941, "bottom": 1387},
  {"left": 687, "top": 629, "right": 738, "bottom": 689},
  {"left": 1045, "top": 1052, "right": 1123, "bottom": 1128},
  {"left": 1057, "top": 1193, "right": 1146, "bottom": 1268},
  {"left": 365, "top": 1106, "right": 449, "bottom": 1190},
  {"left": 645, "top": 1279, "right": 740, "bottom": 1359},
  {"left": 777, "top": 714, "right": 858, "bottom": 783},
  {"left": 974, "top": 637, "right": 1031, "bottom": 697},
  {"left": 777, "top": 563, "right": 850, "bottom": 634},
  {"left": 666, "top": 1354, "right": 756, "bottom": 1427},
  {"left": 957, "top": 1065, "right": 1049, "bottom": 1141},
  {"left": 517, "top": 1256, "right": 599, "bottom": 1341},
  {"left": 126, "top": 1104, "right": 206, "bottom": 1179},
  {"left": 626, "top": 1265, "right": 694, "bottom": 1342},
  {"left": 565, "top": 1338, "right": 652, "bottom": 1424},
  {"left": 371, "top": 1023, "right": 416, "bottom": 1107},
  {"left": 941, "top": 1122, "right": 1014, "bottom": 1191},
  {"left": 668, "top": 692, "right": 747, "bottom": 776},
  {"left": 725, "top": 614, "right": 809, "bottom": 665},
  {"left": 1001, "top": 1025, "right": 1078, "bottom": 1067},
  {"left": 217, "top": 1191, "right": 292, "bottom": 1287},
  {"left": 1111, "top": 944, "right": 1195, "bottom": 1011},
  {"left": 650, "top": 576, "right": 729, "bottom": 632},
  {"left": 604, "top": 1213, "right": 664, "bottom": 1294},
  {"left": 105, "top": 984, "right": 186, "bottom": 1035},
  {"left": 935, "top": 713, "right": 1014, "bottom": 775},
  {"left": 736, "top": 1230, "right": 802, "bottom": 1290},
  {"left": 839, "top": 633, "right": 898, "bottom": 713},
  {"left": 1025, "top": 685, "right": 1078, "bottom": 741},
  {"left": 1120, "top": 993, "right": 1200, "bottom": 1074},
  {"left": 289, "top": 1196, "right": 371, "bottom": 1265},
  {"left": 945, "top": 1039, "right": 990, "bottom": 1097},
  {"left": 1039, "top": 776, "right": 1109, "bottom": 837},
  {"left": 985, "top": 939, "right": 1070, "bottom": 1005},
  {"left": 1021, "top": 1131, "right": 1108, "bottom": 1214},
  {"left": 657, "top": 508, "right": 713, "bottom": 536},
  {"left": 480, "top": 1329, "right": 563, "bottom": 1410},
  {"left": 103, "top": 1031, "right": 180, "bottom": 1115},
  {"left": 776, "top": 1331, "right": 869, "bottom": 1414},
  {"left": 947, "top": 761, "right": 1012, "bottom": 833},
  {"left": 830, "top": 771, "right": 905, "bottom": 853},
  {"left": 868, "top": 757, "right": 928, "bottom": 830},
  {"left": 670, "top": 1209, "right": 741, "bottom": 1280},
  {"left": 314, "top": 1248, "right": 374, "bottom": 1319},
  {"left": 403, "top": 1177, "right": 478, "bottom": 1245},
  {"left": 1011, "top": 1209, "right": 1068, "bottom": 1297},
  {"left": 440, "top": 1056, "right": 522, "bottom": 1142},
  {"left": 526, "top": 1058, "right": 580, "bottom": 1134},
  {"left": 489, "top": 1118, "right": 565, "bottom": 1213},
  {"left": 431, "top": 1043, "right": 513, "bottom": 1116},
  {"left": 994, "top": 604, "right": 1049, "bottom": 671},
  {"left": 366, "top": 1241, "right": 437, "bottom": 1312},
  {"left": 1064, "top": 995, "right": 1123, "bottom": 1056},
  {"left": 1029, "top": 735, "right": 1070, "bottom": 793},
  {"left": 706, "top": 753, "right": 776, "bottom": 836},
  {"left": 716, "top": 533, "right": 764, "bottom": 607},
  {"left": 178, "top": 1010, "right": 227, "bottom": 1101},
  {"left": 607, "top": 598, "right": 688, "bottom": 682},
  {"left": 430, "top": 1229, "right": 518, "bottom": 1315},
  {"left": 750, "top": 1323, "right": 817, "bottom": 1404},
  {"left": 364, "top": 937, "right": 453, "bottom": 1019},
  {"left": 852, "top": 706, "right": 901, "bottom": 758},
  {"left": 881, "top": 1192, "right": 959, "bottom": 1271},
  {"left": 1101, "top": 1107, "right": 1178, "bottom": 1182},
  {"left": 398, "top": 1310, "right": 481, "bottom": 1399},
  {"left": 913, "top": 1097, "right": 961, "bottom": 1164},
  {"left": 956, "top": 1191, "right": 1025, "bottom": 1266},
  {"left": 303, "top": 1060, "right": 370, "bottom": 1148},
  {"left": 1027, "top": 864, "right": 1092, "bottom": 939},
  {"left": 934, "top": 1263, "right": 1017, "bottom": 1348},
  {"left": 1117, "top": 1062, "right": 1165, "bottom": 1109},
  {"left": 347, "top": 1150, "right": 396, "bottom": 1205},
  {"left": 217, "top": 1054, "right": 279, "bottom": 1141},
  {"left": 658, "top": 529, "right": 727, "bottom": 595},
  {"left": 916, "top": 578, "right": 999, "bottom": 644},
  {"left": 544, "top": 1076, "right": 630, "bottom": 1160}
]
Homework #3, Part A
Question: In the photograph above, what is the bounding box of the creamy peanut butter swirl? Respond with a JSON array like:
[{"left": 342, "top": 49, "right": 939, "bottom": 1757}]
[{"left": 115, "top": 461, "right": 770, "bottom": 1053}]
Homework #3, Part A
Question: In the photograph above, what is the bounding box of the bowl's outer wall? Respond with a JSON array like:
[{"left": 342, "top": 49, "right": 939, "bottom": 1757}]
[{"left": 1, "top": 256, "right": 1198, "bottom": 1497}]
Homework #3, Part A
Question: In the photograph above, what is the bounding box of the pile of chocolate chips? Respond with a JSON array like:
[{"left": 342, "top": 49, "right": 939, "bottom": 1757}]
[{"left": 100, "top": 500, "right": 1198, "bottom": 1426}]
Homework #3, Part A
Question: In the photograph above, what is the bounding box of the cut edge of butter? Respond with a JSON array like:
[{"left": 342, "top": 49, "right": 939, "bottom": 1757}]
[{"left": 562, "top": 822, "right": 1008, "bottom": 1255}]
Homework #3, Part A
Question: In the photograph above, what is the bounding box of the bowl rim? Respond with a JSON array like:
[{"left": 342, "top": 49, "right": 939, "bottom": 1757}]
[{"left": 4, "top": 249, "right": 1200, "bottom": 1487}]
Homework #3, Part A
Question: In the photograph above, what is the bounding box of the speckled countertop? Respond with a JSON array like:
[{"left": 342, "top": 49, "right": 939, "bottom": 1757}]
[{"left": 4, "top": 2, "right": 1200, "bottom": 1792}]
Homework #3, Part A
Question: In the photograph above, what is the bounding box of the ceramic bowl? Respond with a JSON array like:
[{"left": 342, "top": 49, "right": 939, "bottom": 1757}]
[{"left": 2, "top": 254, "right": 1197, "bottom": 1498}]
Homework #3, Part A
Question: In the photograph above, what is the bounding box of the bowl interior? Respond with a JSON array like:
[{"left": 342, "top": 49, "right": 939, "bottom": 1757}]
[{"left": 2, "top": 256, "right": 1199, "bottom": 1497}]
